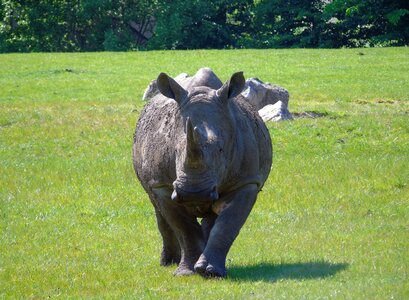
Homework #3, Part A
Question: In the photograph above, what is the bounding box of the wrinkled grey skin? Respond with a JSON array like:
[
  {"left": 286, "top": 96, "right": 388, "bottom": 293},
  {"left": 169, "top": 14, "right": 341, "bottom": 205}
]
[{"left": 132, "top": 68, "right": 272, "bottom": 278}]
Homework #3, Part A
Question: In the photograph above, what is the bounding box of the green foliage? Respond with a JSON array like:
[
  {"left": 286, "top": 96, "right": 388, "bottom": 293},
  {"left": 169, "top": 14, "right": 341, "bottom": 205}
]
[
  {"left": 242, "top": 0, "right": 325, "bottom": 48},
  {"left": 386, "top": 8, "right": 409, "bottom": 25},
  {"left": 0, "top": 48, "right": 408, "bottom": 298},
  {"left": 0, "top": 0, "right": 156, "bottom": 52},
  {"left": 148, "top": 0, "right": 251, "bottom": 49},
  {"left": 321, "top": 0, "right": 409, "bottom": 47},
  {"left": 236, "top": 0, "right": 409, "bottom": 48},
  {"left": 1, "top": 0, "right": 408, "bottom": 51}
]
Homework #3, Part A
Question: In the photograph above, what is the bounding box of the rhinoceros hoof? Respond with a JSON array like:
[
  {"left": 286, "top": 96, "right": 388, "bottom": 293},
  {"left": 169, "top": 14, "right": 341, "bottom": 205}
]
[
  {"left": 160, "top": 251, "right": 181, "bottom": 266},
  {"left": 194, "top": 255, "right": 227, "bottom": 278},
  {"left": 160, "top": 256, "right": 180, "bottom": 266},
  {"left": 174, "top": 265, "right": 195, "bottom": 276}
]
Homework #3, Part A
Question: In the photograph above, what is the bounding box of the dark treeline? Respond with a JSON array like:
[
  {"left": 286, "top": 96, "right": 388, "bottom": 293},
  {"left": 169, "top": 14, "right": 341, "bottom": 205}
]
[{"left": 0, "top": 0, "right": 408, "bottom": 52}]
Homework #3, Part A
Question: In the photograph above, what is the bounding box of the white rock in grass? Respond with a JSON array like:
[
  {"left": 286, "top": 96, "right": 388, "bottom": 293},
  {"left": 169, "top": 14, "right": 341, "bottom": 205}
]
[
  {"left": 241, "top": 78, "right": 292, "bottom": 122},
  {"left": 258, "top": 102, "right": 293, "bottom": 122}
]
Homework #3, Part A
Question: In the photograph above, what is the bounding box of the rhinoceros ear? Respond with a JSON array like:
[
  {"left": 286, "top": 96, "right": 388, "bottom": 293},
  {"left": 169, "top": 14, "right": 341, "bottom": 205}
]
[
  {"left": 216, "top": 72, "right": 245, "bottom": 102},
  {"left": 157, "top": 72, "right": 187, "bottom": 103}
]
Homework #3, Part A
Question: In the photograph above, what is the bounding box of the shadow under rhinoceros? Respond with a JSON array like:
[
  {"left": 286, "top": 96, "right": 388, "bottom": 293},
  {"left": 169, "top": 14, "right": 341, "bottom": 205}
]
[{"left": 228, "top": 261, "right": 348, "bottom": 282}]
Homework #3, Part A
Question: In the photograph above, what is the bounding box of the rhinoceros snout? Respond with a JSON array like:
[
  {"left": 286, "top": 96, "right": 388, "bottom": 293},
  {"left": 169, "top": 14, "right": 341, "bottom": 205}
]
[{"left": 171, "top": 185, "right": 219, "bottom": 204}]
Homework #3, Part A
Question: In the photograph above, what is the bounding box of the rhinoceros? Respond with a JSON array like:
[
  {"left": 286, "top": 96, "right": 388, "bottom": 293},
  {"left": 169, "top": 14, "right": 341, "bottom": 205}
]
[{"left": 132, "top": 68, "right": 272, "bottom": 277}]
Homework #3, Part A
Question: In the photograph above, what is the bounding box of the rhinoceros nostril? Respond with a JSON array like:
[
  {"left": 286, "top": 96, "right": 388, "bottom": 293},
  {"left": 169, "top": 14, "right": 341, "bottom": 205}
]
[
  {"left": 171, "top": 190, "right": 178, "bottom": 201},
  {"left": 210, "top": 186, "right": 219, "bottom": 201}
]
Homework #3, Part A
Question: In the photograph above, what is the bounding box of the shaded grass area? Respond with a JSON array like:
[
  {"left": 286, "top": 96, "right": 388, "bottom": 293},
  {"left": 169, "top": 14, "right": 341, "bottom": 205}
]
[
  {"left": 1, "top": 48, "right": 408, "bottom": 298},
  {"left": 229, "top": 262, "right": 349, "bottom": 282}
]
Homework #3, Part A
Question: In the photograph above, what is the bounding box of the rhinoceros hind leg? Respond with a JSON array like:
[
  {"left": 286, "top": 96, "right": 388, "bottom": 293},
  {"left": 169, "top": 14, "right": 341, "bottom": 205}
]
[
  {"left": 155, "top": 208, "right": 181, "bottom": 266},
  {"left": 160, "top": 249, "right": 180, "bottom": 266},
  {"left": 160, "top": 240, "right": 181, "bottom": 266},
  {"left": 151, "top": 189, "right": 181, "bottom": 266}
]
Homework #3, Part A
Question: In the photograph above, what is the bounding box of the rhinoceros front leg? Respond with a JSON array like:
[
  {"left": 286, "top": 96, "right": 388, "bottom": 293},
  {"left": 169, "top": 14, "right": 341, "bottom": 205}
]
[
  {"left": 194, "top": 183, "right": 258, "bottom": 278},
  {"left": 153, "top": 188, "right": 205, "bottom": 276},
  {"left": 201, "top": 212, "right": 217, "bottom": 243}
]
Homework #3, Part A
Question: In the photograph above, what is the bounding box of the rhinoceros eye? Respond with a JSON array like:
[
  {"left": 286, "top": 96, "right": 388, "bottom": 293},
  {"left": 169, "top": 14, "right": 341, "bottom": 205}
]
[{"left": 219, "top": 148, "right": 224, "bottom": 153}]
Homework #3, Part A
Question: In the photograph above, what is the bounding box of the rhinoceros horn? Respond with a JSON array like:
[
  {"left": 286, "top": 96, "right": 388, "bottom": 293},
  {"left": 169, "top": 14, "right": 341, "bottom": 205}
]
[
  {"left": 157, "top": 72, "right": 187, "bottom": 103},
  {"left": 185, "top": 117, "right": 204, "bottom": 169}
]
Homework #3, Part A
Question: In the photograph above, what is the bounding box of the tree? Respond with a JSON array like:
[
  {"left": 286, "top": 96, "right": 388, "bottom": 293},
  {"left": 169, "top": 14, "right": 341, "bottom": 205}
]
[
  {"left": 147, "top": 0, "right": 254, "bottom": 49},
  {"left": 0, "top": 0, "right": 157, "bottom": 52},
  {"left": 320, "top": 0, "right": 409, "bottom": 47},
  {"left": 236, "top": 0, "right": 326, "bottom": 48},
  {"left": 148, "top": 0, "right": 226, "bottom": 49},
  {"left": 0, "top": 0, "right": 408, "bottom": 52}
]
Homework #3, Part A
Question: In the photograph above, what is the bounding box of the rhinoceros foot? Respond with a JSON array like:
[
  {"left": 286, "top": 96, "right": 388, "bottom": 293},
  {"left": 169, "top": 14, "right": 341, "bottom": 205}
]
[
  {"left": 174, "top": 263, "right": 195, "bottom": 276},
  {"left": 160, "top": 249, "right": 181, "bottom": 266},
  {"left": 194, "top": 254, "right": 227, "bottom": 278}
]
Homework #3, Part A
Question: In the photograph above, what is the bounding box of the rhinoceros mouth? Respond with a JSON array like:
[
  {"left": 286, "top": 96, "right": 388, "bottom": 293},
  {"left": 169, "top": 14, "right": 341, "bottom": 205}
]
[{"left": 171, "top": 180, "right": 219, "bottom": 204}]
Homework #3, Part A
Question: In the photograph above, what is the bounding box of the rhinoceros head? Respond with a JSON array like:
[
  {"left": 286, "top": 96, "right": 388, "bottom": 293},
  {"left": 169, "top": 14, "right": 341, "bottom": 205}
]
[{"left": 156, "top": 71, "right": 245, "bottom": 206}]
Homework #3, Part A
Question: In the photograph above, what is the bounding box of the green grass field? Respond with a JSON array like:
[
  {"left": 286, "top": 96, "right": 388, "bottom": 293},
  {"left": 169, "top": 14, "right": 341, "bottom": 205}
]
[{"left": 1, "top": 48, "right": 408, "bottom": 298}]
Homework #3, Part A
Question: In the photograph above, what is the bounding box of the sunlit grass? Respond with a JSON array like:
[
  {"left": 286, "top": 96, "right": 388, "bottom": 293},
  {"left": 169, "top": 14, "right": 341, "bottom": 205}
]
[{"left": 1, "top": 48, "right": 408, "bottom": 298}]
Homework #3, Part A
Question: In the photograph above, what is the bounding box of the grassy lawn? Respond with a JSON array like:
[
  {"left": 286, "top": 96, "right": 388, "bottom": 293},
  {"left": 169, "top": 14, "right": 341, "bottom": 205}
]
[{"left": 1, "top": 48, "right": 408, "bottom": 298}]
